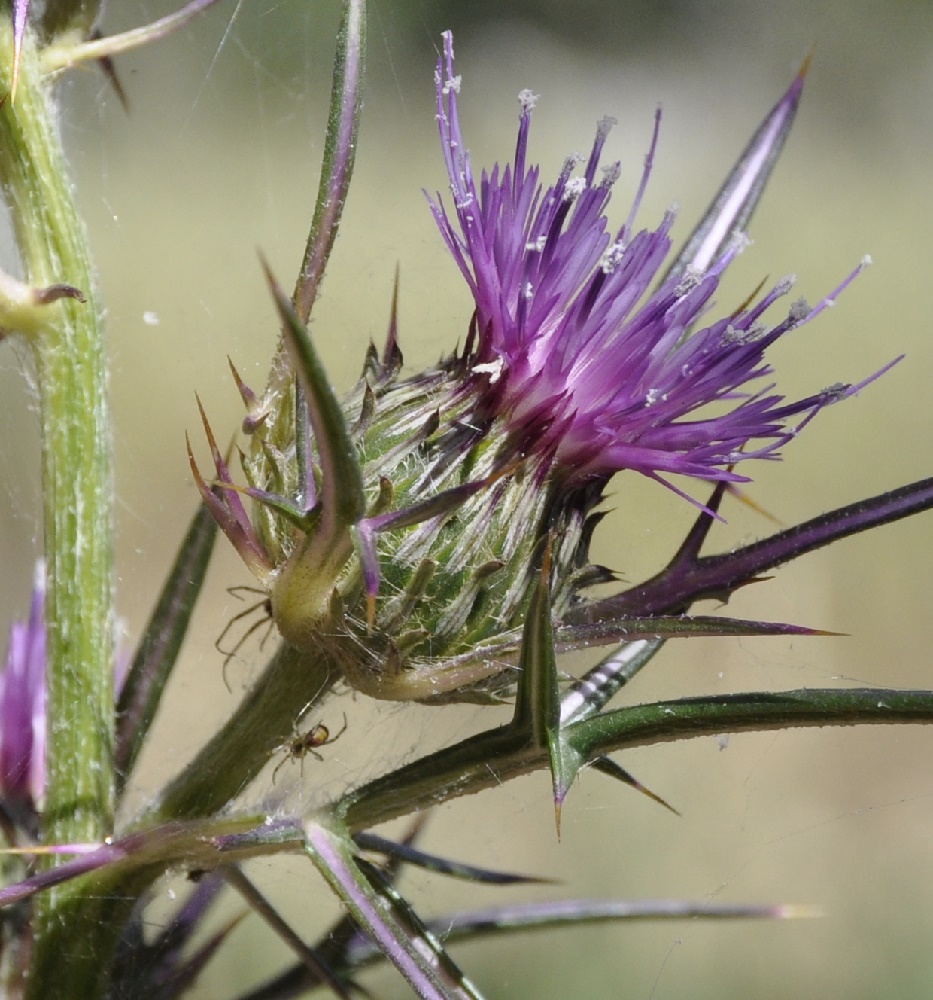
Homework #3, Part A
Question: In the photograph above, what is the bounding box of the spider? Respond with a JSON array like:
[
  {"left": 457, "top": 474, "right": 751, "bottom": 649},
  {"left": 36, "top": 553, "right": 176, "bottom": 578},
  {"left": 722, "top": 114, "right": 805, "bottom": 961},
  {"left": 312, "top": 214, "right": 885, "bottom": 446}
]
[{"left": 271, "top": 713, "right": 348, "bottom": 784}]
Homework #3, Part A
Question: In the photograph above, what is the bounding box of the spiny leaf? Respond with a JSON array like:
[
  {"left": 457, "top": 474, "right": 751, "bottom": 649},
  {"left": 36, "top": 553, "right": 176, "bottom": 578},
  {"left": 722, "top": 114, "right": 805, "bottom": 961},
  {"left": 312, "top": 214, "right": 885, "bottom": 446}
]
[
  {"left": 235, "top": 896, "right": 815, "bottom": 999},
  {"left": 221, "top": 865, "right": 354, "bottom": 1000},
  {"left": 292, "top": 0, "right": 366, "bottom": 323},
  {"left": 354, "top": 832, "right": 552, "bottom": 886},
  {"left": 358, "top": 858, "right": 486, "bottom": 1000},
  {"left": 576, "top": 475, "right": 933, "bottom": 623},
  {"left": 555, "top": 614, "right": 838, "bottom": 652},
  {"left": 263, "top": 258, "right": 366, "bottom": 538},
  {"left": 511, "top": 545, "right": 578, "bottom": 835},
  {"left": 115, "top": 497, "right": 219, "bottom": 796},
  {"left": 40, "top": 0, "right": 228, "bottom": 74},
  {"left": 665, "top": 51, "right": 810, "bottom": 282},
  {"left": 589, "top": 755, "right": 680, "bottom": 816},
  {"left": 560, "top": 637, "right": 665, "bottom": 725},
  {"left": 304, "top": 818, "right": 479, "bottom": 999}
]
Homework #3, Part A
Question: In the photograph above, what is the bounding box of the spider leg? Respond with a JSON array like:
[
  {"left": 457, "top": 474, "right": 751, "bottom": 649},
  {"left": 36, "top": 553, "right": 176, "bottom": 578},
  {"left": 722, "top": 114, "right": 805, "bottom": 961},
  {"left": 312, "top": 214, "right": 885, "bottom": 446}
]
[
  {"left": 215, "top": 592, "right": 273, "bottom": 691},
  {"left": 329, "top": 713, "right": 349, "bottom": 743},
  {"left": 271, "top": 753, "right": 290, "bottom": 785}
]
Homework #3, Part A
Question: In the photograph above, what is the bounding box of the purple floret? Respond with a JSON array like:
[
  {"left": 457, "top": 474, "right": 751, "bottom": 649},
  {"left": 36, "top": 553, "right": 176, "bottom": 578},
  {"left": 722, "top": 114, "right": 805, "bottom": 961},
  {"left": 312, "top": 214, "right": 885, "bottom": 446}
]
[
  {"left": 428, "top": 31, "right": 896, "bottom": 498},
  {"left": 0, "top": 562, "right": 47, "bottom": 814}
]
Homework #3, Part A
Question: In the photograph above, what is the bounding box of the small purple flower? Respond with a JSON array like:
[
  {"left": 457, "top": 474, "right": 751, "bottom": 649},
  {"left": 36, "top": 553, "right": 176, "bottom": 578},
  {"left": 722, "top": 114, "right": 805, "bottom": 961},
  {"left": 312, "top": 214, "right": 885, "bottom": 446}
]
[
  {"left": 0, "top": 567, "right": 130, "bottom": 828},
  {"left": 0, "top": 562, "right": 47, "bottom": 818},
  {"left": 428, "top": 32, "right": 894, "bottom": 499}
]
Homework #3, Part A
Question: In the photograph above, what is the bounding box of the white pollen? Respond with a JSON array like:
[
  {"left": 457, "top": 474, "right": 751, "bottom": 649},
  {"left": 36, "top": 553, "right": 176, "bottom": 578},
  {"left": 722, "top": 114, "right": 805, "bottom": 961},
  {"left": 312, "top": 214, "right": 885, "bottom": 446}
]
[
  {"left": 600, "top": 241, "right": 625, "bottom": 273},
  {"left": 563, "top": 177, "right": 587, "bottom": 201},
  {"left": 822, "top": 382, "right": 848, "bottom": 402},
  {"left": 788, "top": 297, "right": 810, "bottom": 322},
  {"left": 473, "top": 358, "right": 505, "bottom": 383},
  {"left": 443, "top": 74, "right": 462, "bottom": 95},
  {"left": 142, "top": 311, "right": 159, "bottom": 326},
  {"left": 675, "top": 267, "right": 701, "bottom": 296},
  {"left": 600, "top": 162, "right": 621, "bottom": 187},
  {"left": 721, "top": 324, "right": 741, "bottom": 344},
  {"left": 518, "top": 88, "right": 539, "bottom": 111},
  {"left": 597, "top": 116, "right": 617, "bottom": 137}
]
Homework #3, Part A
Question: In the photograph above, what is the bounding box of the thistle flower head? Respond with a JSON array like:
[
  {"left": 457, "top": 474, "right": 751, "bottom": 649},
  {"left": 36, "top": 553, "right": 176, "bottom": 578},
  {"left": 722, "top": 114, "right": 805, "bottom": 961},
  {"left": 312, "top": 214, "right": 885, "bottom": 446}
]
[
  {"left": 428, "top": 32, "right": 888, "bottom": 499},
  {"left": 192, "top": 32, "right": 892, "bottom": 705}
]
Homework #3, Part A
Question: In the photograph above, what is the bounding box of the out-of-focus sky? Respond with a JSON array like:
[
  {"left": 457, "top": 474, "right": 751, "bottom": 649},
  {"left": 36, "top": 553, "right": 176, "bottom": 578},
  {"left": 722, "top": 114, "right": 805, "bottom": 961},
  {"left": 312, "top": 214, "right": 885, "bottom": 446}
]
[{"left": 2, "top": 1, "right": 933, "bottom": 997}]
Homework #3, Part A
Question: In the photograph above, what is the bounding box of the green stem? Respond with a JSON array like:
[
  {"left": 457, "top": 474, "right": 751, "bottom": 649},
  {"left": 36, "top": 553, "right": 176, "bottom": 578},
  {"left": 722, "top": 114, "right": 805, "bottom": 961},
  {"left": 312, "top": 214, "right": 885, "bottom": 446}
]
[
  {"left": 149, "top": 642, "right": 336, "bottom": 822},
  {"left": 0, "top": 19, "right": 113, "bottom": 1000},
  {"left": 292, "top": 0, "right": 365, "bottom": 324}
]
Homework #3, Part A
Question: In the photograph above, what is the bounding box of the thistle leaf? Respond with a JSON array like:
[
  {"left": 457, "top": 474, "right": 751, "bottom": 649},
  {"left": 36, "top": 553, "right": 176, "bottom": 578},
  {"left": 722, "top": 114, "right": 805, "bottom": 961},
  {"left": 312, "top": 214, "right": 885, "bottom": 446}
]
[
  {"left": 235, "top": 895, "right": 813, "bottom": 999},
  {"left": 589, "top": 755, "right": 680, "bottom": 816},
  {"left": 358, "top": 858, "right": 486, "bottom": 1000},
  {"left": 115, "top": 498, "right": 219, "bottom": 796},
  {"left": 560, "top": 637, "right": 665, "bottom": 725},
  {"left": 263, "top": 259, "right": 366, "bottom": 537},
  {"left": 354, "top": 832, "right": 551, "bottom": 885},
  {"left": 40, "top": 0, "right": 227, "bottom": 74},
  {"left": 576, "top": 476, "right": 933, "bottom": 623},
  {"left": 221, "top": 865, "right": 354, "bottom": 1000},
  {"left": 665, "top": 52, "right": 810, "bottom": 281},
  {"left": 512, "top": 547, "right": 580, "bottom": 833},
  {"left": 304, "top": 818, "right": 480, "bottom": 999},
  {"left": 292, "top": 0, "right": 366, "bottom": 323},
  {"left": 554, "top": 614, "right": 836, "bottom": 653}
]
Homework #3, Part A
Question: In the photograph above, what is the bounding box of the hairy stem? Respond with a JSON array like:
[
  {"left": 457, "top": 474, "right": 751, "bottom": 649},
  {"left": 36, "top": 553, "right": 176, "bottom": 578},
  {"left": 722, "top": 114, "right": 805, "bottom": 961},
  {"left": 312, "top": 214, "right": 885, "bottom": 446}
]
[{"left": 0, "top": 18, "right": 114, "bottom": 1000}]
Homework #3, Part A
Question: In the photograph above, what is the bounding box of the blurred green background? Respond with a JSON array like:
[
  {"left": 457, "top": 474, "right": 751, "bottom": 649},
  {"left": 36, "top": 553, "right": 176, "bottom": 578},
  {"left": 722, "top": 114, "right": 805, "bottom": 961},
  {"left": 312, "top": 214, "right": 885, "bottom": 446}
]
[{"left": 3, "top": 0, "right": 933, "bottom": 996}]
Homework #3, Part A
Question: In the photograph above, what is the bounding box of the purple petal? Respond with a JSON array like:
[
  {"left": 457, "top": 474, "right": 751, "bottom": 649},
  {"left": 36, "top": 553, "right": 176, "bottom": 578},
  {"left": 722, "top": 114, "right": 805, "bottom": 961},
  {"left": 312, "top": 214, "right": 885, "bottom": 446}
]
[
  {"left": 0, "top": 561, "right": 47, "bottom": 811},
  {"left": 429, "top": 33, "right": 894, "bottom": 497}
]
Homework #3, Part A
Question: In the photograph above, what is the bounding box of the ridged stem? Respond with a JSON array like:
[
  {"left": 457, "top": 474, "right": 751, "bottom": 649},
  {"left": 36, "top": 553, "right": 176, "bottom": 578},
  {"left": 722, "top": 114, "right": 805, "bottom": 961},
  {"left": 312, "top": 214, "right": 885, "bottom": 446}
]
[{"left": 0, "top": 17, "right": 114, "bottom": 1000}]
